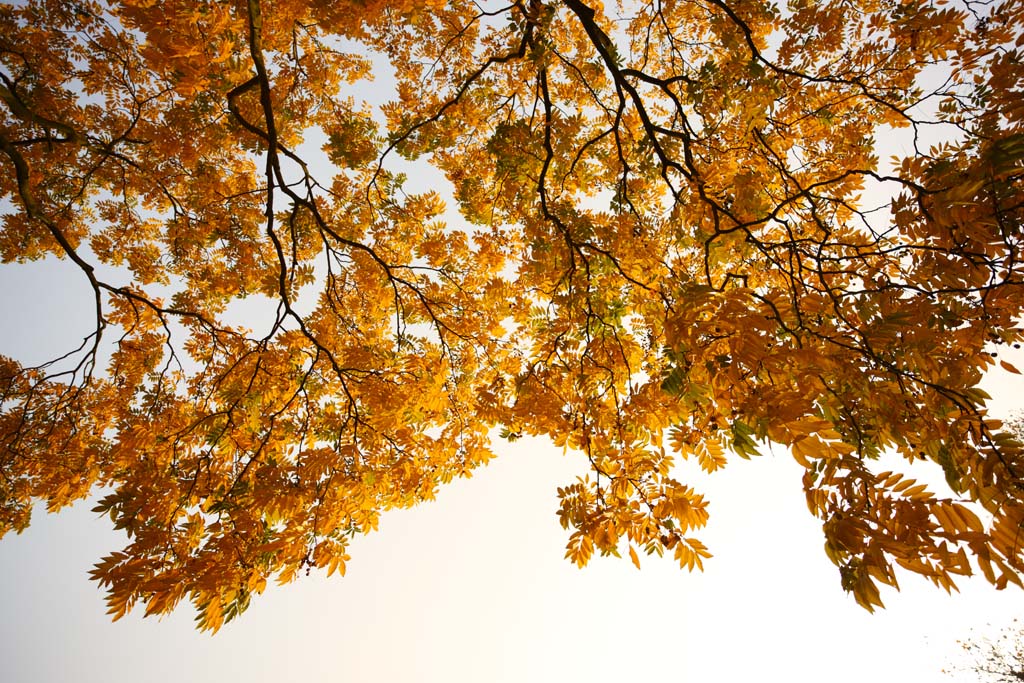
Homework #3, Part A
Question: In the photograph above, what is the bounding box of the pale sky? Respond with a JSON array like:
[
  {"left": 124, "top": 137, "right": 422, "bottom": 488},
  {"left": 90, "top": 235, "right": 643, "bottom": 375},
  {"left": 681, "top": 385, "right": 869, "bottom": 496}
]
[
  {"left": 0, "top": 423, "right": 1021, "bottom": 682},
  {"left": 2, "top": 10, "right": 1022, "bottom": 681},
  {"left": 0, "top": 253, "right": 1022, "bottom": 682}
]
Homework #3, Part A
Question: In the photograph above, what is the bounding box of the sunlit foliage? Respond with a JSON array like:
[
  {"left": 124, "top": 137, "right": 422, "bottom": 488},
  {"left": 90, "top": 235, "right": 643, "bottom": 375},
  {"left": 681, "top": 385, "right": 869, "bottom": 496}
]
[{"left": 1, "top": 0, "right": 1023, "bottom": 630}]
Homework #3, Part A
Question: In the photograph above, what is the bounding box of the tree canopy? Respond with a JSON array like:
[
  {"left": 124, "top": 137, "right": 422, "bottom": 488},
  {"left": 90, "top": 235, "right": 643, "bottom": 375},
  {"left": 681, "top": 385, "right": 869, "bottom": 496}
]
[{"left": 1, "top": 0, "right": 1023, "bottom": 630}]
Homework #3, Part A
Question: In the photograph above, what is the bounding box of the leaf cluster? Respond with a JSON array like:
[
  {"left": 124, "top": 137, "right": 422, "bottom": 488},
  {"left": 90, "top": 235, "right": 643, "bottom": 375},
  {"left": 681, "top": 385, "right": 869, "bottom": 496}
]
[{"left": 0, "top": 0, "right": 1023, "bottom": 629}]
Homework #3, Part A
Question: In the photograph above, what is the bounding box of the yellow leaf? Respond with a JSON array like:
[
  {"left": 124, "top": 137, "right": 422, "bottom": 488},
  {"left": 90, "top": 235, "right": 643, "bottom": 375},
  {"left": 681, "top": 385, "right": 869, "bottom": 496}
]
[
  {"left": 1001, "top": 360, "right": 1021, "bottom": 374},
  {"left": 628, "top": 544, "right": 641, "bottom": 569}
]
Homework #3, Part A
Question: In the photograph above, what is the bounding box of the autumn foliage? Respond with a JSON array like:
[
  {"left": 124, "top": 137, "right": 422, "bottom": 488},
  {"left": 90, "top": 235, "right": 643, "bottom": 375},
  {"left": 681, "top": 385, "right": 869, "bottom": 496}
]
[{"left": 1, "top": 0, "right": 1023, "bottom": 630}]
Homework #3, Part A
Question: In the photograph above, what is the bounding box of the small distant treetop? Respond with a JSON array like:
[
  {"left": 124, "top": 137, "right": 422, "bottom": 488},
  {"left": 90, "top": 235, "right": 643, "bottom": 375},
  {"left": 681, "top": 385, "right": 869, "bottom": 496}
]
[{"left": 952, "top": 621, "right": 1024, "bottom": 682}]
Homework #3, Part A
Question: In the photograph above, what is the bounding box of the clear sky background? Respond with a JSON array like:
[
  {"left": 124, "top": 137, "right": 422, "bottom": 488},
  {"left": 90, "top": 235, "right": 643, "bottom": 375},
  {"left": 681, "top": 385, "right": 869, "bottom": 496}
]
[
  {"left": 2, "top": 12, "right": 1022, "bottom": 681},
  {"left": 1, "top": 255, "right": 1023, "bottom": 683}
]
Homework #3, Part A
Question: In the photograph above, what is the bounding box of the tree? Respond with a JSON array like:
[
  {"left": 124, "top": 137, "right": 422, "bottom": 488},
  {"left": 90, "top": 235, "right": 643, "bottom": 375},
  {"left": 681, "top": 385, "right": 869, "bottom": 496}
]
[
  {"left": 951, "top": 621, "right": 1024, "bottom": 682},
  {"left": 0, "top": 0, "right": 1022, "bottom": 631}
]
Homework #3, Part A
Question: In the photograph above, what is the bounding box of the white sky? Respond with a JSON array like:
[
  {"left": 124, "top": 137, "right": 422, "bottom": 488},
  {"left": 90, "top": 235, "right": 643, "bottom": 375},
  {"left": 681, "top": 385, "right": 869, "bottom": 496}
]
[
  {"left": 0, "top": 427, "right": 1021, "bottom": 682},
  {"left": 1, "top": 11, "right": 1022, "bottom": 680},
  {"left": 0, "top": 254, "right": 1022, "bottom": 682}
]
